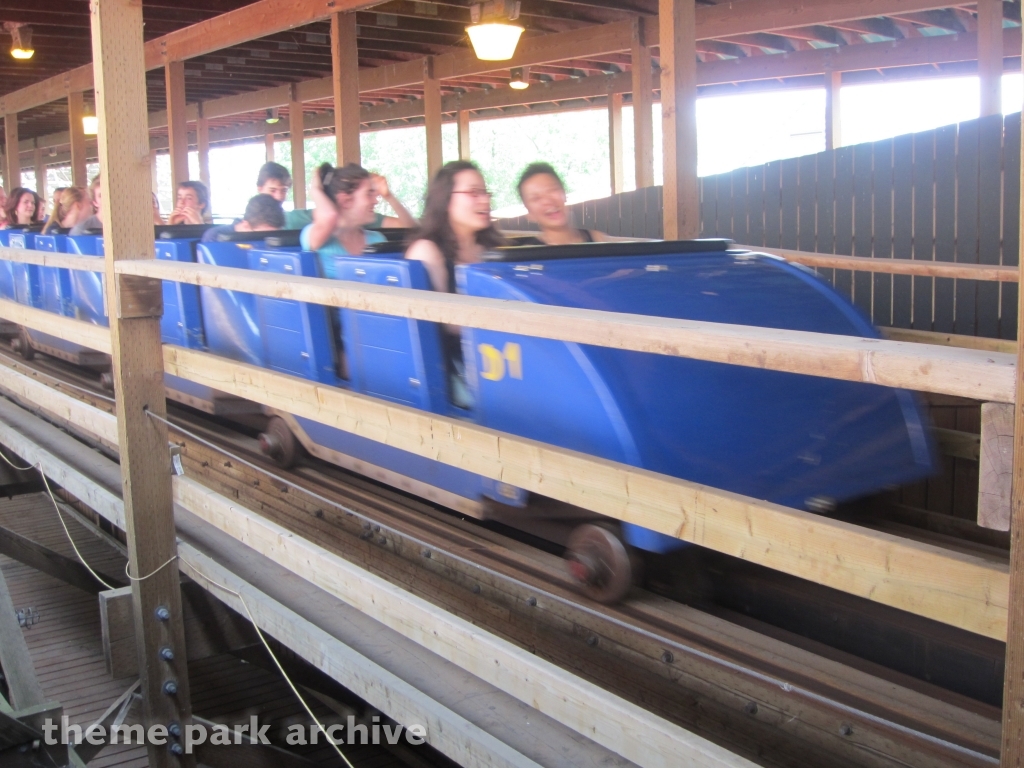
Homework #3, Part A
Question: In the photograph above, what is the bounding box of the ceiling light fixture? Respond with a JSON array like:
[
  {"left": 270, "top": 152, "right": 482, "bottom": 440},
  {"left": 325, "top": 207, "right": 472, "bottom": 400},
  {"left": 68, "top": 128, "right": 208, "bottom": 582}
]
[
  {"left": 265, "top": 108, "right": 280, "bottom": 124},
  {"left": 82, "top": 103, "right": 98, "bottom": 135},
  {"left": 466, "top": 1, "right": 523, "bottom": 62},
  {"left": 509, "top": 66, "right": 529, "bottom": 89},
  {"left": 5, "top": 23, "right": 34, "bottom": 60}
]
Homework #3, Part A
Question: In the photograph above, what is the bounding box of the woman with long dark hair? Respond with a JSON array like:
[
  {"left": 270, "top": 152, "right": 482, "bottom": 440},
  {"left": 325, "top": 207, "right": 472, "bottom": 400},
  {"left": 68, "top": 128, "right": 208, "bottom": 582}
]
[
  {"left": 406, "top": 160, "right": 503, "bottom": 294},
  {"left": 3, "top": 188, "right": 42, "bottom": 228},
  {"left": 406, "top": 161, "right": 503, "bottom": 407},
  {"left": 517, "top": 162, "right": 608, "bottom": 245},
  {"left": 301, "top": 163, "right": 385, "bottom": 276}
]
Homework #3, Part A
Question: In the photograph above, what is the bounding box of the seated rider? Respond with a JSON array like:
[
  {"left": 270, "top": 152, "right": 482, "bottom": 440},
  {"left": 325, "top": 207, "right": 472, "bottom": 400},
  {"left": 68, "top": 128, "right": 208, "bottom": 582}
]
[
  {"left": 200, "top": 194, "right": 285, "bottom": 242},
  {"left": 287, "top": 171, "right": 417, "bottom": 231},
  {"left": 517, "top": 162, "right": 609, "bottom": 245},
  {"left": 406, "top": 160, "right": 504, "bottom": 407}
]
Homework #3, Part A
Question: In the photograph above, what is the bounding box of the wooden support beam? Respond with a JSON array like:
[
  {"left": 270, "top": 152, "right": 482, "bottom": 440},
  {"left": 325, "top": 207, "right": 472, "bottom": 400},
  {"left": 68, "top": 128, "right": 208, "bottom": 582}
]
[
  {"left": 979, "top": 402, "right": 1013, "bottom": 532},
  {"left": 880, "top": 327, "right": 1018, "bottom": 355},
  {"left": 90, "top": 1, "right": 195, "bottom": 765},
  {"left": 0, "top": 568, "right": 45, "bottom": 710},
  {"left": 331, "top": 11, "right": 361, "bottom": 166},
  {"left": 457, "top": 109, "right": 471, "bottom": 161},
  {"left": 265, "top": 128, "right": 276, "bottom": 163},
  {"left": 197, "top": 104, "right": 211, "bottom": 195},
  {"left": 609, "top": 92, "right": 625, "bottom": 194},
  {"left": 289, "top": 90, "right": 306, "bottom": 210},
  {"left": 165, "top": 60, "right": 189, "bottom": 191},
  {"left": 0, "top": 523, "right": 124, "bottom": 595},
  {"left": 1001, "top": 24, "right": 1024, "bottom": 755},
  {"left": 631, "top": 17, "right": 655, "bottom": 190},
  {"left": 977, "top": 0, "right": 1004, "bottom": 117},
  {"left": 825, "top": 69, "right": 841, "bottom": 151},
  {"left": 0, "top": 297, "right": 112, "bottom": 352},
  {"left": 32, "top": 148, "right": 46, "bottom": 207},
  {"left": 660, "top": 0, "right": 700, "bottom": 239},
  {"left": 424, "top": 57, "right": 443, "bottom": 178},
  {"left": 67, "top": 92, "right": 88, "bottom": 188},
  {"left": 4, "top": 115, "right": 20, "bottom": 190}
]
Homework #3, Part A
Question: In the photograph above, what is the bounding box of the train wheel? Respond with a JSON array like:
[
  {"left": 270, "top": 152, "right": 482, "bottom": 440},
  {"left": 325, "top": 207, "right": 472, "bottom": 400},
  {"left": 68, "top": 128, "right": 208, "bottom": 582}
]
[
  {"left": 565, "top": 524, "right": 634, "bottom": 604},
  {"left": 13, "top": 329, "right": 34, "bottom": 361},
  {"left": 258, "top": 416, "right": 299, "bottom": 468}
]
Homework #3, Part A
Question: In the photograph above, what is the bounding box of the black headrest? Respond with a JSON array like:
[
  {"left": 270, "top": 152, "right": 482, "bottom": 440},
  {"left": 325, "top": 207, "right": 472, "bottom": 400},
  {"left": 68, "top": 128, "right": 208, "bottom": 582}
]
[
  {"left": 215, "top": 228, "right": 295, "bottom": 244},
  {"left": 262, "top": 230, "right": 303, "bottom": 248},
  {"left": 483, "top": 239, "right": 733, "bottom": 262},
  {"left": 6, "top": 224, "right": 45, "bottom": 233},
  {"left": 156, "top": 224, "right": 215, "bottom": 240},
  {"left": 368, "top": 227, "right": 415, "bottom": 243},
  {"left": 40, "top": 227, "right": 71, "bottom": 236},
  {"left": 365, "top": 240, "right": 407, "bottom": 255}
]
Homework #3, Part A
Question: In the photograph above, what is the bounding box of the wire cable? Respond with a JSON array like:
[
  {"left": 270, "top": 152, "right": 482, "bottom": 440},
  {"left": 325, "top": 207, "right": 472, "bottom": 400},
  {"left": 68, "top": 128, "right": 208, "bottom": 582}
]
[{"left": 145, "top": 408, "right": 997, "bottom": 765}]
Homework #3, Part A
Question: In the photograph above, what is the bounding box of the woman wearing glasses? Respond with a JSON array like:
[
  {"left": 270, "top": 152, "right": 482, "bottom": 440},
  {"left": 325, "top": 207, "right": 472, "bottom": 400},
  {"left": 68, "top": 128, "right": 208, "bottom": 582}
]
[
  {"left": 406, "top": 161, "right": 504, "bottom": 407},
  {"left": 517, "top": 162, "right": 609, "bottom": 245}
]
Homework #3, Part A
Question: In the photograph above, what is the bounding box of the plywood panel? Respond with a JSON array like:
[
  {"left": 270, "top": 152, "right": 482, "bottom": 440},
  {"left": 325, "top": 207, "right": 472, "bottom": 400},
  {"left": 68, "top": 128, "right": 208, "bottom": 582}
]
[
  {"left": 763, "top": 160, "right": 782, "bottom": 248},
  {"left": 853, "top": 142, "right": 874, "bottom": 318},
  {"left": 954, "top": 119, "right": 980, "bottom": 336},
  {"left": 913, "top": 129, "right": 937, "bottom": 331},
  {"left": 976, "top": 113, "right": 1003, "bottom": 340},
  {"left": 833, "top": 146, "right": 855, "bottom": 300},
  {"left": 892, "top": 133, "right": 914, "bottom": 329},
  {"left": 780, "top": 157, "right": 798, "bottom": 250},
  {"left": 933, "top": 124, "right": 958, "bottom": 334},
  {"left": 1003, "top": 112, "right": 1020, "bottom": 341},
  {"left": 872, "top": 138, "right": 894, "bottom": 327}
]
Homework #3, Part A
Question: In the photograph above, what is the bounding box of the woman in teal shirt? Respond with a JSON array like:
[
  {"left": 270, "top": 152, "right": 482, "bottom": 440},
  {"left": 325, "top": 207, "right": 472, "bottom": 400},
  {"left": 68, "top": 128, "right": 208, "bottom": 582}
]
[{"left": 300, "top": 163, "right": 386, "bottom": 275}]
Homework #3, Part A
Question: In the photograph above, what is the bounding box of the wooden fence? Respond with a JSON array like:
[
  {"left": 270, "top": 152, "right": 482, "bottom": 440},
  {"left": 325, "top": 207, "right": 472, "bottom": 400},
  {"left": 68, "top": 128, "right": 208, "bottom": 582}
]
[{"left": 499, "top": 112, "right": 1021, "bottom": 341}]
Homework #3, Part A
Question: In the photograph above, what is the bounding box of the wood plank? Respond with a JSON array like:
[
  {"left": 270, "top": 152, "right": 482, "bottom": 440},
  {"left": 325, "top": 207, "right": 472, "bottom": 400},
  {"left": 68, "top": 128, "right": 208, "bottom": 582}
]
[
  {"left": 331, "top": 11, "right": 361, "bottom": 166},
  {"left": 763, "top": 160, "right": 782, "bottom": 248},
  {"left": 1003, "top": 112, "right": 1021, "bottom": 341},
  {"left": 0, "top": 298, "right": 111, "bottom": 354},
  {"left": 457, "top": 108, "right": 471, "bottom": 162},
  {"left": 4, "top": 115, "right": 19, "bottom": 189},
  {"left": 912, "top": 128, "right": 937, "bottom": 331},
  {"left": 852, "top": 142, "right": 873, "bottom": 318},
  {"left": 0, "top": 246, "right": 105, "bottom": 272},
  {"left": 197, "top": 105, "right": 211, "bottom": 195},
  {"left": 976, "top": 113, "right": 1003, "bottom": 339},
  {"left": 880, "top": 327, "right": 1017, "bottom": 354},
  {"left": 730, "top": 167, "right": 749, "bottom": 245},
  {"left": 659, "top": 0, "right": 699, "bottom": 239},
  {"left": 824, "top": 70, "right": 840, "bottom": 151},
  {"left": 423, "top": 57, "right": 443, "bottom": 179},
  {"left": 978, "top": 402, "right": 1013, "bottom": 532},
  {"left": 113, "top": 258, "right": 1017, "bottom": 401},
  {"left": 977, "top": 0, "right": 1004, "bottom": 117},
  {"left": 727, "top": 247, "right": 1007, "bottom": 281},
  {"left": 891, "top": 133, "right": 913, "bottom": 329},
  {"left": 699, "top": 175, "right": 717, "bottom": 237},
  {"left": 632, "top": 17, "right": 655, "bottom": 190},
  {"left": 779, "top": 158, "right": 798, "bottom": 250},
  {"left": 0, "top": 568, "right": 46, "bottom": 710},
  {"left": 171, "top": 361, "right": 1011, "bottom": 641},
  {"left": 814, "top": 150, "right": 834, "bottom": 285},
  {"left": 833, "top": 146, "right": 855, "bottom": 300},
  {"left": 608, "top": 94, "right": 624, "bottom": 195},
  {"left": 872, "top": 138, "right": 894, "bottom": 327},
  {"left": 796, "top": 155, "right": 815, "bottom": 256},
  {"left": 288, "top": 90, "right": 306, "bottom": 210},
  {"left": 67, "top": 92, "right": 88, "bottom": 189},
  {"left": 934, "top": 123, "right": 958, "bottom": 334},
  {"left": 90, "top": 2, "right": 196, "bottom": 765},
  {"left": 955, "top": 118, "right": 981, "bottom": 337},
  {"left": 165, "top": 60, "right": 189, "bottom": 192}
]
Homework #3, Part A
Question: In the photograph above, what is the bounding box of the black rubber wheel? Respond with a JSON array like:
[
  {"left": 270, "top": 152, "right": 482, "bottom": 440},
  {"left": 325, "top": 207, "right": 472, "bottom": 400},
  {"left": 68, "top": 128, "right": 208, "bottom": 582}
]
[
  {"left": 565, "top": 524, "right": 634, "bottom": 604},
  {"left": 14, "top": 329, "right": 34, "bottom": 361},
  {"left": 258, "top": 416, "right": 299, "bottom": 468}
]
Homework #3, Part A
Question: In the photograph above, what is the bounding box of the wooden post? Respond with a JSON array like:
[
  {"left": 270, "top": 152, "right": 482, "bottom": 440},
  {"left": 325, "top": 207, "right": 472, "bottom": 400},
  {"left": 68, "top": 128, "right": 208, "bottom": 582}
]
[
  {"left": 978, "top": 0, "right": 1004, "bottom": 117},
  {"left": 825, "top": 69, "right": 841, "bottom": 151},
  {"left": 68, "top": 92, "right": 89, "bottom": 188},
  {"left": 289, "top": 88, "right": 306, "bottom": 210},
  {"left": 457, "top": 108, "right": 471, "bottom": 161},
  {"left": 196, "top": 104, "right": 210, "bottom": 195},
  {"left": 150, "top": 151, "right": 160, "bottom": 197},
  {"left": 165, "top": 60, "right": 189, "bottom": 191},
  {"left": 659, "top": 0, "right": 700, "bottom": 240},
  {"left": 424, "top": 57, "right": 443, "bottom": 178},
  {"left": 33, "top": 146, "right": 46, "bottom": 205},
  {"left": 4, "top": 114, "right": 19, "bottom": 190},
  {"left": 330, "top": 11, "right": 360, "bottom": 166},
  {"left": 609, "top": 91, "right": 625, "bottom": 194},
  {"left": 631, "top": 16, "right": 654, "bottom": 190},
  {"left": 265, "top": 128, "right": 275, "bottom": 163},
  {"left": 1001, "top": 24, "right": 1024, "bottom": 768},
  {"left": 90, "top": 1, "right": 195, "bottom": 766}
]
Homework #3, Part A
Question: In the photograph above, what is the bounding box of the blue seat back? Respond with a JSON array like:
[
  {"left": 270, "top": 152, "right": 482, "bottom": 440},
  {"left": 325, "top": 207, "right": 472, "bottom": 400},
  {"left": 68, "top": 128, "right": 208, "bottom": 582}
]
[
  {"left": 195, "top": 242, "right": 263, "bottom": 365},
  {"left": 0, "top": 231, "right": 15, "bottom": 300},
  {"left": 7, "top": 234, "right": 42, "bottom": 308},
  {"left": 33, "top": 235, "right": 76, "bottom": 318},
  {"left": 334, "top": 257, "right": 447, "bottom": 411},
  {"left": 65, "top": 236, "right": 107, "bottom": 326},
  {"left": 248, "top": 249, "right": 341, "bottom": 385},
  {"left": 155, "top": 238, "right": 205, "bottom": 348}
]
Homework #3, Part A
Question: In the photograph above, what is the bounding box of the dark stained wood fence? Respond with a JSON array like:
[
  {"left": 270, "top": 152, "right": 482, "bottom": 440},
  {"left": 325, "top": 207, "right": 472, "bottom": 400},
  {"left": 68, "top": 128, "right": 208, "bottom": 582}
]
[{"left": 499, "top": 112, "right": 1021, "bottom": 340}]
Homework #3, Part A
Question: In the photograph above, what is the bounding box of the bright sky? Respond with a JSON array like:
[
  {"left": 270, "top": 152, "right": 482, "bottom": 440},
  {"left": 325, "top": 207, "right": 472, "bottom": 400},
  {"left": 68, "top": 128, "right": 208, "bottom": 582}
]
[{"left": 145, "top": 73, "right": 1024, "bottom": 220}]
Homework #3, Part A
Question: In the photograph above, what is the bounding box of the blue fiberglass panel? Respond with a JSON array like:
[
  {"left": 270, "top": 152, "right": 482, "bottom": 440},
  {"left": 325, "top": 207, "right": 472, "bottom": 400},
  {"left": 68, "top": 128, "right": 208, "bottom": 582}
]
[
  {"left": 155, "top": 239, "right": 205, "bottom": 348},
  {"left": 460, "top": 250, "right": 936, "bottom": 552},
  {"left": 33, "top": 235, "right": 75, "bottom": 317},
  {"left": 196, "top": 242, "right": 263, "bottom": 366},
  {"left": 63, "top": 236, "right": 108, "bottom": 327},
  {"left": 247, "top": 249, "right": 340, "bottom": 385},
  {"left": 0, "top": 231, "right": 14, "bottom": 300},
  {"left": 8, "top": 234, "right": 42, "bottom": 308},
  {"left": 334, "top": 257, "right": 447, "bottom": 412}
]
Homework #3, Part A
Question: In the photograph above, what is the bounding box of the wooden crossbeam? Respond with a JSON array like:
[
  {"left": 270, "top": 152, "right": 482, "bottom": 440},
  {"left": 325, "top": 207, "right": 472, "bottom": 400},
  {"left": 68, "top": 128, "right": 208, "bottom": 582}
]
[
  {"left": 0, "top": 246, "right": 105, "bottom": 272},
  {"left": 114, "top": 259, "right": 1016, "bottom": 402},
  {"left": 0, "top": 299, "right": 111, "bottom": 354}
]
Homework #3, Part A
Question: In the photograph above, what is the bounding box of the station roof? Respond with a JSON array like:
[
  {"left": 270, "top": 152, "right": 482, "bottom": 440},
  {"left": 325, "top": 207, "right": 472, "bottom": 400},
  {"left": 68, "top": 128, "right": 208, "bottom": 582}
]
[{"left": 1, "top": 0, "right": 1022, "bottom": 150}]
